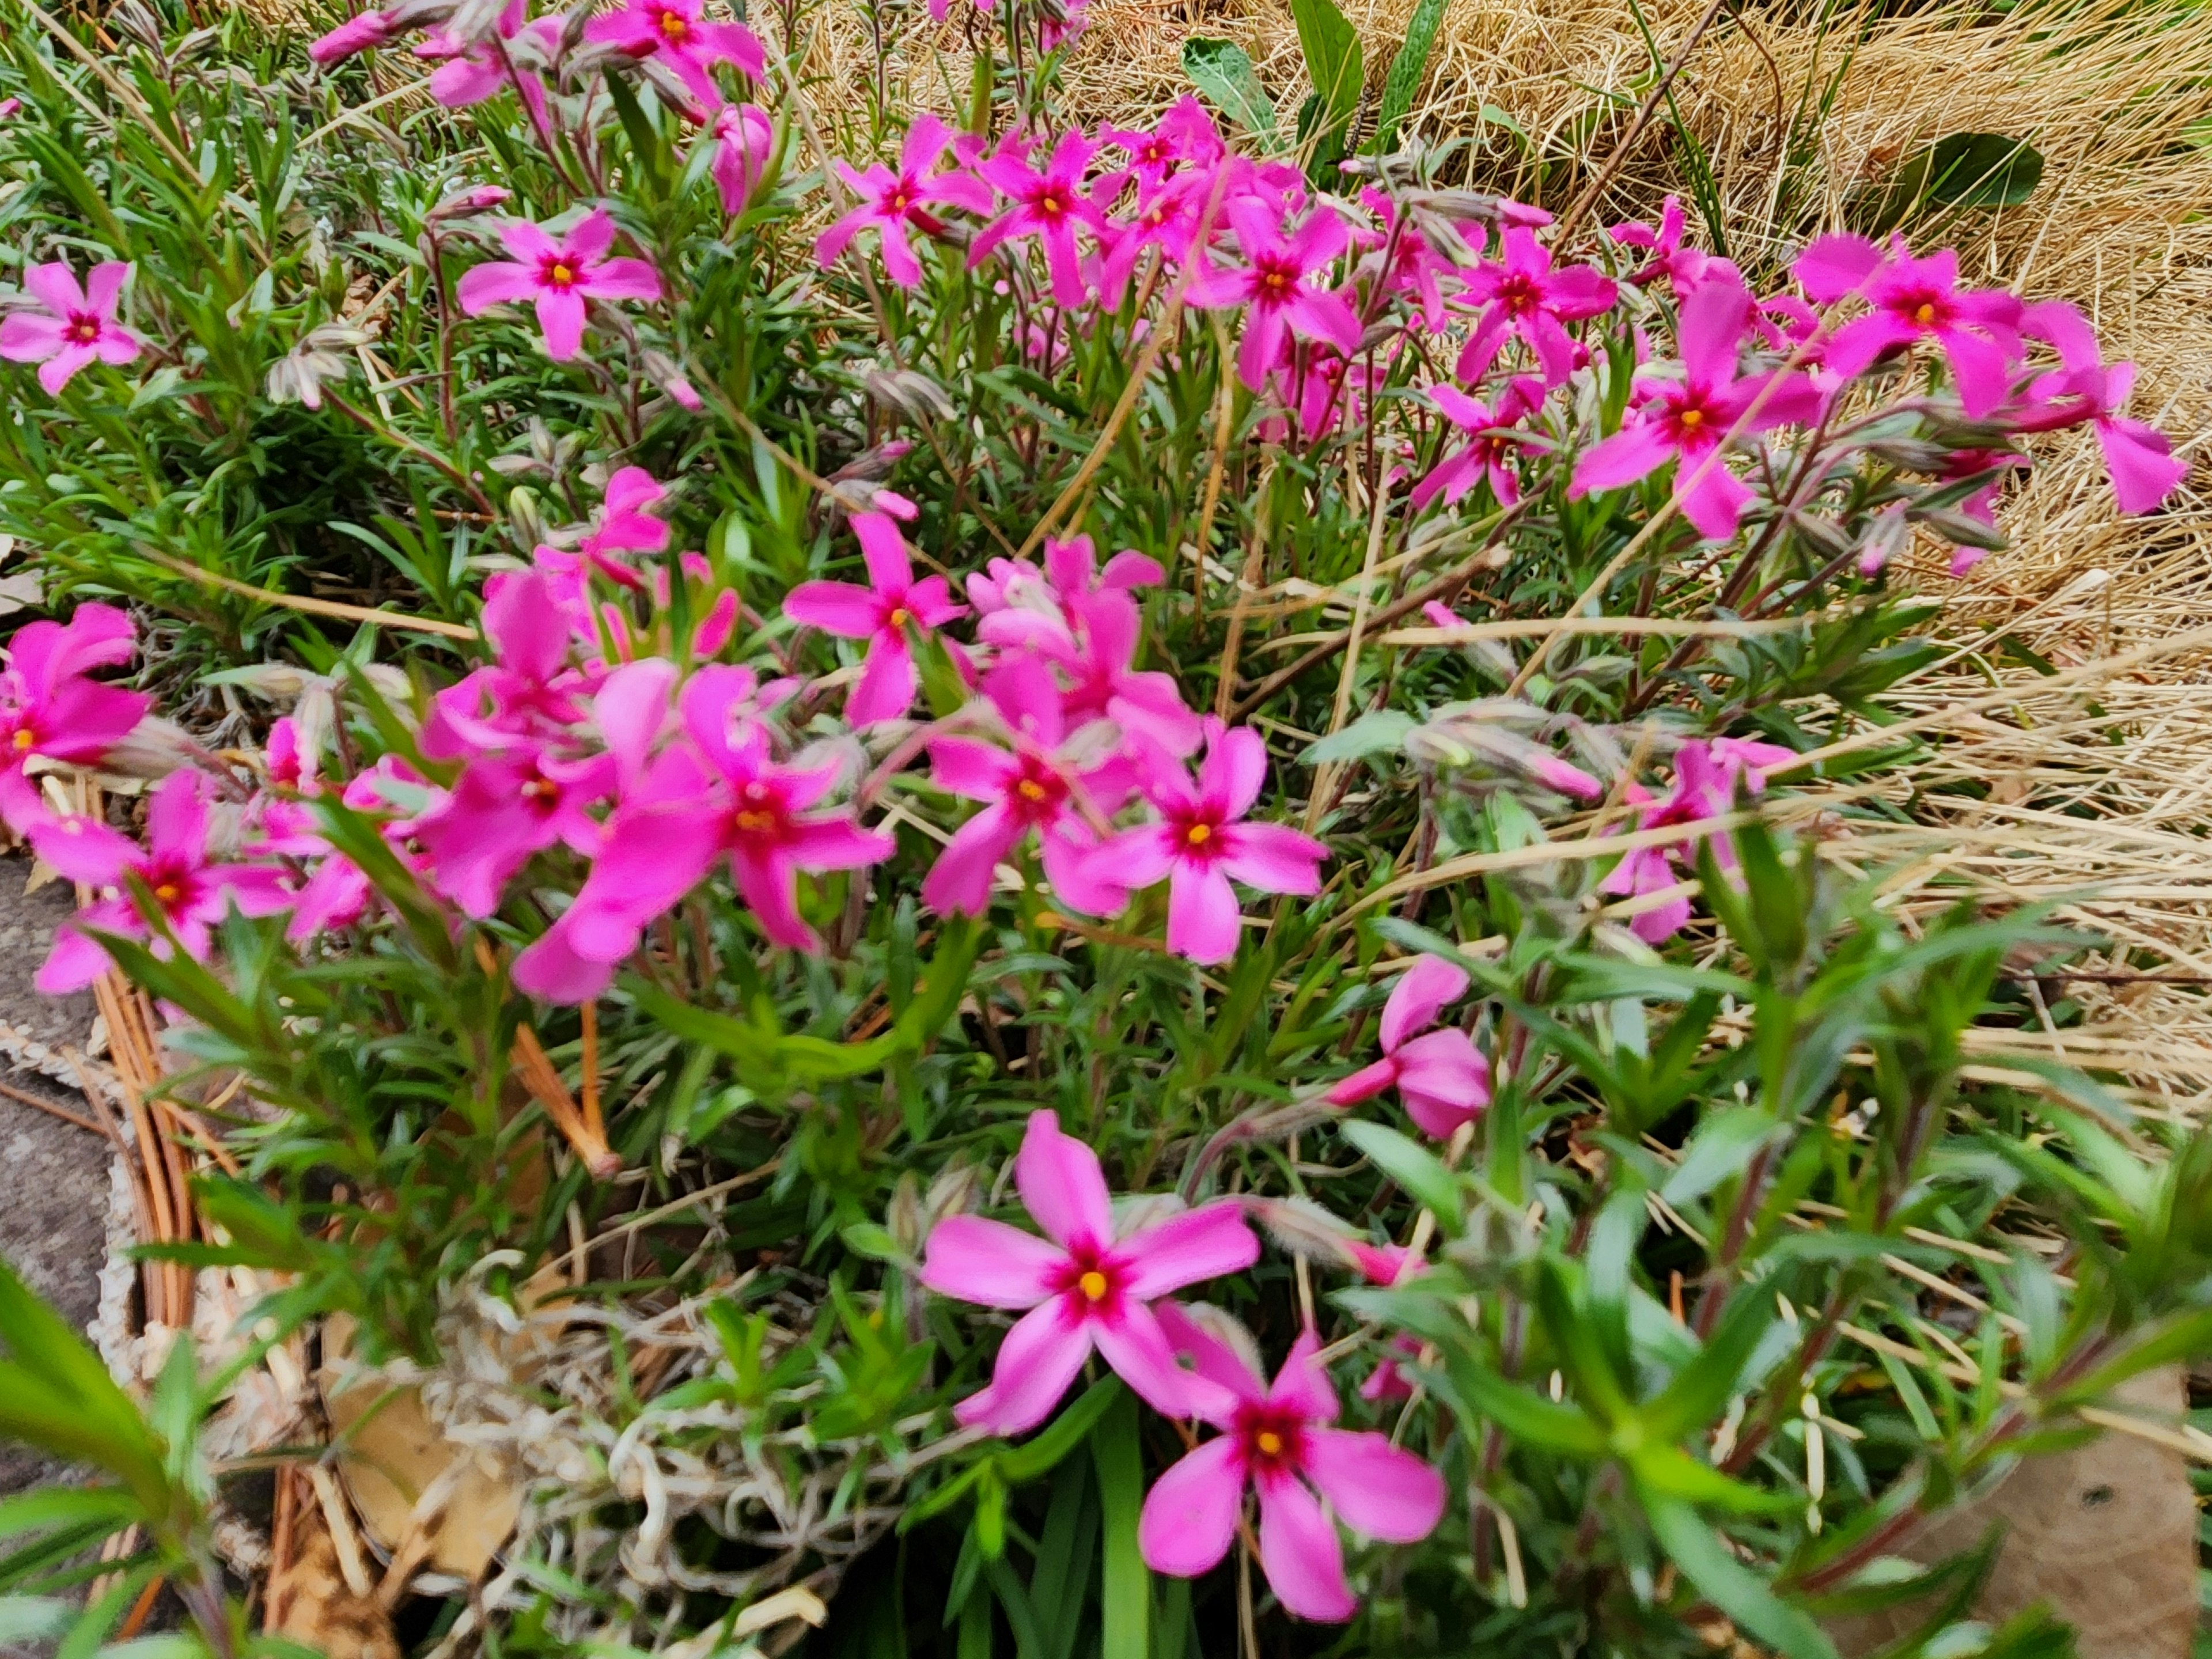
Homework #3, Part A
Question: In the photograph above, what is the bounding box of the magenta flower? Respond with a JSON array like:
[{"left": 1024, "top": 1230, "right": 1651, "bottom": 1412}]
[
  {"left": 1411, "top": 376, "right": 1545, "bottom": 510},
  {"left": 1600, "top": 738, "right": 1793, "bottom": 942},
  {"left": 574, "top": 464, "right": 671, "bottom": 588},
  {"left": 1569, "top": 279, "right": 1821, "bottom": 540},
  {"left": 1327, "top": 956, "right": 1491, "bottom": 1139},
  {"left": 423, "top": 569, "right": 596, "bottom": 757},
  {"left": 1794, "top": 235, "right": 2023, "bottom": 419},
  {"left": 1187, "top": 202, "right": 1362, "bottom": 390},
  {"left": 0, "top": 603, "right": 150, "bottom": 834},
  {"left": 1453, "top": 228, "right": 1617, "bottom": 387},
  {"left": 1089, "top": 722, "right": 1327, "bottom": 965},
  {"left": 2008, "top": 302, "right": 2186, "bottom": 515},
  {"left": 922, "top": 654, "right": 1130, "bottom": 918},
  {"left": 785, "top": 511, "right": 964, "bottom": 726},
  {"left": 1605, "top": 195, "right": 1738, "bottom": 294},
  {"left": 456, "top": 209, "right": 662, "bottom": 362},
  {"left": 415, "top": 0, "right": 555, "bottom": 127},
  {"left": 310, "top": 7, "right": 396, "bottom": 62},
  {"left": 1, "top": 261, "right": 143, "bottom": 395},
  {"left": 1103, "top": 96, "right": 1223, "bottom": 188},
  {"left": 970, "top": 130, "right": 1114, "bottom": 308},
  {"left": 514, "top": 666, "right": 891, "bottom": 999},
  {"left": 1358, "top": 188, "right": 1463, "bottom": 332},
  {"left": 815, "top": 114, "right": 994, "bottom": 289},
  {"left": 32, "top": 772, "right": 292, "bottom": 994},
  {"left": 1138, "top": 1307, "right": 1446, "bottom": 1622},
  {"left": 413, "top": 747, "right": 616, "bottom": 918},
  {"left": 583, "top": 0, "right": 764, "bottom": 108},
  {"left": 919, "top": 1110, "right": 1260, "bottom": 1433},
  {"left": 704, "top": 101, "right": 774, "bottom": 215}
]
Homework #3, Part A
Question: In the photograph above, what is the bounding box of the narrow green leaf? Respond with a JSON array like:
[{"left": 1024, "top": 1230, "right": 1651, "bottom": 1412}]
[
  {"left": 1645, "top": 1495, "right": 1840, "bottom": 1659},
  {"left": 1090, "top": 1387, "right": 1149, "bottom": 1659}
]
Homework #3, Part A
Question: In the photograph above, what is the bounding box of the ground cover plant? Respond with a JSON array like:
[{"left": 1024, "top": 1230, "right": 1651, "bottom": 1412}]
[{"left": 0, "top": 0, "right": 2205, "bottom": 1654}]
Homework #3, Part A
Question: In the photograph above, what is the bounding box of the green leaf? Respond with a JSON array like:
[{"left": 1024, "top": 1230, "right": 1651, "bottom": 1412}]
[
  {"left": 1441, "top": 1356, "right": 1609, "bottom": 1456},
  {"left": 1290, "top": 0, "right": 1363, "bottom": 137},
  {"left": 1922, "top": 132, "right": 2043, "bottom": 208},
  {"left": 1302, "top": 710, "right": 1415, "bottom": 765},
  {"left": 1374, "top": 0, "right": 1447, "bottom": 150},
  {"left": 997, "top": 1377, "right": 1127, "bottom": 1484},
  {"left": 1182, "top": 39, "right": 1280, "bottom": 147},
  {"left": 1645, "top": 1496, "right": 1839, "bottom": 1659},
  {"left": 1090, "top": 1388, "right": 1149, "bottom": 1659},
  {"left": 1339, "top": 1120, "right": 1462, "bottom": 1230}
]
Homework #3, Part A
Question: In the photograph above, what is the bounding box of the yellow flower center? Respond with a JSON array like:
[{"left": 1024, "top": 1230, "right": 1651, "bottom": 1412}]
[
  {"left": 153, "top": 882, "right": 180, "bottom": 904},
  {"left": 1077, "top": 1270, "right": 1108, "bottom": 1301},
  {"left": 1914, "top": 302, "right": 1936, "bottom": 325},
  {"left": 1016, "top": 778, "right": 1048, "bottom": 802},
  {"left": 1255, "top": 1429, "right": 1283, "bottom": 1457},
  {"left": 1262, "top": 270, "right": 1290, "bottom": 293},
  {"left": 1184, "top": 823, "right": 1211, "bottom": 847},
  {"left": 550, "top": 262, "right": 575, "bottom": 287},
  {"left": 890, "top": 191, "right": 910, "bottom": 212},
  {"left": 1678, "top": 408, "right": 1703, "bottom": 429},
  {"left": 11, "top": 729, "right": 32, "bottom": 751},
  {"left": 658, "top": 10, "right": 688, "bottom": 37},
  {"left": 69, "top": 317, "right": 101, "bottom": 344},
  {"left": 1039, "top": 195, "right": 1063, "bottom": 215},
  {"left": 735, "top": 809, "right": 776, "bottom": 833},
  {"left": 521, "top": 778, "right": 553, "bottom": 799},
  {"left": 887, "top": 607, "right": 911, "bottom": 630}
]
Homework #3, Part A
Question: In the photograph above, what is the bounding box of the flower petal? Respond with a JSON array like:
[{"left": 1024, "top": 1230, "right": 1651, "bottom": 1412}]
[
  {"left": 954, "top": 1298, "right": 1093, "bottom": 1435},
  {"left": 1301, "top": 1427, "right": 1448, "bottom": 1543},
  {"left": 1215, "top": 821, "right": 1325, "bottom": 897},
  {"left": 1256, "top": 1472, "right": 1357, "bottom": 1622},
  {"left": 1137, "top": 1437, "right": 1245, "bottom": 1578},
  {"left": 1165, "top": 862, "right": 1242, "bottom": 964},
  {"left": 921, "top": 1214, "right": 1064, "bottom": 1308},
  {"left": 1118, "top": 1202, "right": 1260, "bottom": 1300},
  {"left": 1015, "top": 1108, "right": 1114, "bottom": 1250},
  {"left": 1379, "top": 955, "right": 1468, "bottom": 1052}
]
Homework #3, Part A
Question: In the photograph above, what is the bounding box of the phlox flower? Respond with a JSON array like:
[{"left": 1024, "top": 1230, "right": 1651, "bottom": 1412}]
[
  {"left": 965, "top": 534, "right": 1162, "bottom": 615},
  {"left": 970, "top": 130, "right": 1114, "bottom": 309},
  {"left": 415, "top": 0, "right": 556, "bottom": 127},
  {"left": 1137, "top": 1306, "right": 1446, "bottom": 1622},
  {"left": 1103, "top": 96, "right": 1223, "bottom": 188},
  {"left": 0, "top": 260, "right": 143, "bottom": 395},
  {"left": 583, "top": 0, "right": 764, "bottom": 108},
  {"left": 574, "top": 464, "right": 671, "bottom": 588},
  {"left": 456, "top": 209, "right": 662, "bottom": 362},
  {"left": 310, "top": 6, "right": 397, "bottom": 62},
  {"left": 704, "top": 102, "right": 775, "bottom": 215},
  {"left": 2007, "top": 301, "right": 2186, "bottom": 516},
  {"left": 32, "top": 771, "right": 292, "bottom": 994},
  {"left": 412, "top": 745, "right": 617, "bottom": 918},
  {"left": 919, "top": 1109, "right": 1260, "bottom": 1433},
  {"left": 1088, "top": 722, "right": 1328, "bottom": 965},
  {"left": 816, "top": 114, "right": 994, "bottom": 288},
  {"left": 1794, "top": 235, "right": 2023, "bottom": 419},
  {"left": 1601, "top": 737, "right": 1795, "bottom": 942},
  {"left": 423, "top": 569, "right": 597, "bottom": 756},
  {"left": 1187, "top": 201, "right": 1362, "bottom": 390},
  {"left": 1453, "top": 228, "right": 1616, "bottom": 387},
  {"left": 1569, "top": 279, "right": 1822, "bottom": 540},
  {"left": 1411, "top": 375, "right": 1545, "bottom": 510},
  {"left": 1327, "top": 955, "right": 1491, "bottom": 1139},
  {"left": 784, "top": 512, "right": 965, "bottom": 726},
  {"left": 0, "top": 602, "right": 150, "bottom": 834},
  {"left": 921, "top": 654, "right": 1130, "bottom": 918},
  {"left": 1605, "top": 195, "right": 1738, "bottom": 294},
  {"left": 514, "top": 665, "right": 891, "bottom": 998},
  {"left": 1358, "top": 188, "right": 1463, "bottom": 333}
]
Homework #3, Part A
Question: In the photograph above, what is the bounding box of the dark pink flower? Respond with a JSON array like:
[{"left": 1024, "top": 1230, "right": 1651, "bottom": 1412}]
[
  {"left": 1605, "top": 195, "right": 1738, "bottom": 293},
  {"left": 919, "top": 1110, "right": 1260, "bottom": 1433},
  {"left": 1358, "top": 188, "right": 1462, "bottom": 332},
  {"left": 1453, "top": 228, "right": 1616, "bottom": 387},
  {"left": 816, "top": 114, "right": 994, "bottom": 288},
  {"left": 970, "top": 130, "right": 1115, "bottom": 308},
  {"left": 1569, "top": 279, "right": 1821, "bottom": 540},
  {"left": 415, "top": 0, "right": 555, "bottom": 126},
  {"left": 456, "top": 209, "right": 662, "bottom": 361},
  {"left": 413, "top": 746, "right": 617, "bottom": 918},
  {"left": 575, "top": 464, "right": 671, "bottom": 588},
  {"left": 1794, "top": 235, "right": 2022, "bottom": 419},
  {"left": 310, "top": 7, "right": 397, "bottom": 63},
  {"left": 1187, "top": 202, "right": 1362, "bottom": 389},
  {"left": 1, "top": 260, "right": 143, "bottom": 394},
  {"left": 584, "top": 0, "right": 763, "bottom": 108},
  {"left": 1411, "top": 376, "right": 1545, "bottom": 510},
  {"left": 32, "top": 771, "right": 292, "bottom": 993},
  {"left": 1327, "top": 956, "right": 1490, "bottom": 1139},
  {"left": 1089, "top": 722, "right": 1327, "bottom": 965},
  {"left": 0, "top": 603, "right": 149, "bottom": 833},
  {"left": 1103, "top": 97, "right": 1222, "bottom": 188},
  {"left": 1601, "top": 738, "right": 1793, "bottom": 942},
  {"left": 423, "top": 569, "right": 596, "bottom": 757},
  {"left": 922, "top": 655, "right": 1130, "bottom": 918},
  {"left": 2009, "top": 301, "right": 2186, "bottom": 515},
  {"left": 784, "top": 512, "right": 965, "bottom": 726},
  {"left": 1138, "top": 1307, "right": 1446, "bottom": 1622},
  {"left": 704, "top": 101, "right": 774, "bottom": 215}
]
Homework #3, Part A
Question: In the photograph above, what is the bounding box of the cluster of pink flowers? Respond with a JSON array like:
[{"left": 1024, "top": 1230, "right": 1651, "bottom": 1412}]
[{"left": 921, "top": 1111, "right": 1446, "bottom": 1622}]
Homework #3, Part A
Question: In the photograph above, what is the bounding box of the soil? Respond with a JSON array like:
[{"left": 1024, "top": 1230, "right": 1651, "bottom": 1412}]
[{"left": 0, "top": 854, "right": 108, "bottom": 1497}]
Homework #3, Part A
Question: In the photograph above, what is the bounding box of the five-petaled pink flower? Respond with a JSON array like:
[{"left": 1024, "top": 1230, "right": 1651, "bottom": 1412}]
[
  {"left": 785, "top": 512, "right": 965, "bottom": 726},
  {"left": 1188, "top": 202, "right": 1362, "bottom": 390},
  {"left": 1, "top": 261, "right": 143, "bottom": 395},
  {"left": 1601, "top": 737, "right": 1793, "bottom": 942},
  {"left": 1412, "top": 376, "right": 1546, "bottom": 510},
  {"left": 970, "top": 130, "right": 1115, "bottom": 309},
  {"left": 583, "top": 0, "right": 764, "bottom": 109},
  {"left": 2010, "top": 301, "right": 2187, "bottom": 516},
  {"left": 1454, "top": 228, "right": 1616, "bottom": 387},
  {"left": 1605, "top": 196, "right": 1739, "bottom": 294},
  {"left": 1327, "top": 955, "right": 1491, "bottom": 1139},
  {"left": 1138, "top": 1305, "right": 1446, "bottom": 1622},
  {"left": 32, "top": 771, "right": 293, "bottom": 994},
  {"left": 816, "top": 114, "right": 994, "bottom": 288},
  {"left": 1089, "top": 721, "right": 1328, "bottom": 965},
  {"left": 1794, "top": 234, "right": 2023, "bottom": 419},
  {"left": 456, "top": 209, "right": 662, "bottom": 362},
  {"left": 1570, "top": 279, "right": 1821, "bottom": 540},
  {"left": 920, "top": 1109, "right": 1260, "bottom": 1433},
  {"left": 0, "top": 603, "right": 150, "bottom": 834}
]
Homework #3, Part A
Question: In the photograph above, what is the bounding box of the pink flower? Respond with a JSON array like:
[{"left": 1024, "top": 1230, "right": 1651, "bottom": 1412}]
[
  {"left": 32, "top": 771, "right": 292, "bottom": 994},
  {"left": 1187, "top": 202, "right": 1362, "bottom": 390},
  {"left": 514, "top": 666, "right": 891, "bottom": 998},
  {"left": 0, "top": 97, "right": 21, "bottom": 120},
  {"left": 1358, "top": 188, "right": 1462, "bottom": 332},
  {"left": 0, "top": 260, "right": 143, "bottom": 395},
  {"left": 0, "top": 603, "right": 149, "bottom": 833},
  {"left": 456, "top": 209, "right": 662, "bottom": 361},
  {"left": 1453, "top": 228, "right": 1617, "bottom": 387},
  {"left": 922, "top": 654, "right": 1130, "bottom": 918},
  {"left": 1327, "top": 956, "right": 1490, "bottom": 1139},
  {"left": 1359, "top": 1333, "right": 1424, "bottom": 1404},
  {"left": 575, "top": 464, "right": 671, "bottom": 586},
  {"left": 1605, "top": 195, "right": 1738, "bottom": 293},
  {"left": 413, "top": 746, "right": 616, "bottom": 918},
  {"left": 415, "top": 0, "right": 556, "bottom": 126},
  {"left": 815, "top": 114, "right": 994, "bottom": 288},
  {"left": 702, "top": 102, "right": 774, "bottom": 215},
  {"left": 919, "top": 1110, "right": 1260, "bottom": 1433},
  {"left": 970, "top": 130, "right": 1114, "bottom": 308},
  {"left": 1103, "top": 97, "right": 1222, "bottom": 188},
  {"left": 423, "top": 569, "right": 596, "bottom": 757},
  {"left": 1794, "top": 236, "right": 2022, "bottom": 419},
  {"left": 2008, "top": 304, "right": 2186, "bottom": 515},
  {"left": 1089, "top": 722, "right": 1327, "bottom": 965},
  {"left": 1138, "top": 1307, "right": 1446, "bottom": 1622},
  {"left": 310, "top": 7, "right": 396, "bottom": 63},
  {"left": 1569, "top": 279, "right": 1821, "bottom": 540},
  {"left": 784, "top": 512, "right": 964, "bottom": 725},
  {"left": 1411, "top": 376, "right": 1544, "bottom": 510},
  {"left": 1600, "top": 738, "right": 1793, "bottom": 942},
  {"left": 583, "top": 0, "right": 764, "bottom": 109}
]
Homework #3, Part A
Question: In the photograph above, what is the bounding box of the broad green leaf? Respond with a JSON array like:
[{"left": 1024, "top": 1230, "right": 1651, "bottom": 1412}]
[
  {"left": 1182, "top": 39, "right": 1281, "bottom": 146},
  {"left": 1374, "top": 0, "right": 1448, "bottom": 150},
  {"left": 1290, "top": 0, "right": 1363, "bottom": 136}
]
